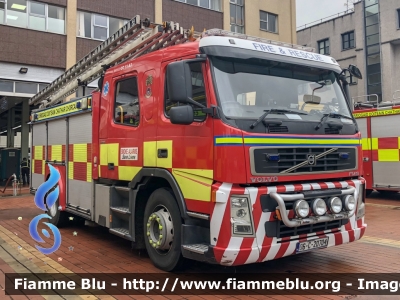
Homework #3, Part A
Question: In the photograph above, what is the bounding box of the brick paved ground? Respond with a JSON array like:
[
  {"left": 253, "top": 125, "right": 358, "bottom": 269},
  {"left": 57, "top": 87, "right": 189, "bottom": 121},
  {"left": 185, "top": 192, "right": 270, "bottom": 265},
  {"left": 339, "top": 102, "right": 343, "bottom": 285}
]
[{"left": 1, "top": 190, "right": 400, "bottom": 299}]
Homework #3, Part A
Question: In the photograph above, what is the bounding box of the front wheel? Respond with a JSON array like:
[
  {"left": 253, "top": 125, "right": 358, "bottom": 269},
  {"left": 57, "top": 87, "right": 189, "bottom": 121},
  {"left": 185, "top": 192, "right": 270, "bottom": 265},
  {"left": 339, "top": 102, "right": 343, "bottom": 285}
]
[{"left": 143, "top": 188, "right": 185, "bottom": 272}]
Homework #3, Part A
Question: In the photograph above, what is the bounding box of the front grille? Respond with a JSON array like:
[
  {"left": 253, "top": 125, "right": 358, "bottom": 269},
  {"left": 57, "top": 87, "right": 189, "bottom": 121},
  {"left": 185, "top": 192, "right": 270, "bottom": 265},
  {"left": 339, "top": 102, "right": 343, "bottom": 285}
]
[{"left": 252, "top": 147, "right": 357, "bottom": 174}]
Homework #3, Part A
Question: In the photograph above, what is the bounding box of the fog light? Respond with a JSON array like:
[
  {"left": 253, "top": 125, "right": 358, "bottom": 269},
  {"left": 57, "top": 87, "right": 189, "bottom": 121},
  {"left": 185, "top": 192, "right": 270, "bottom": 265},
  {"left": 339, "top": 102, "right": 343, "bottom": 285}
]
[
  {"left": 294, "top": 200, "right": 310, "bottom": 218},
  {"left": 343, "top": 195, "right": 356, "bottom": 211},
  {"left": 312, "top": 198, "right": 327, "bottom": 216},
  {"left": 328, "top": 197, "right": 342, "bottom": 213},
  {"left": 231, "top": 196, "right": 254, "bottom": 235}
]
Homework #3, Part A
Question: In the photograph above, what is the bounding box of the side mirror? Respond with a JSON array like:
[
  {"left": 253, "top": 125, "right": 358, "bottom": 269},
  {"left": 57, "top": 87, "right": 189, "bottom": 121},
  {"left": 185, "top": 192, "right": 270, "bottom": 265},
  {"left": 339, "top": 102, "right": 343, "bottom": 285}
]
[
  {"left": 348, "top": 64, "right": 362, "bottom": 79},
  {"left": 166, "top": 61, "right": 193, "bottom": 103},
  {"left": 169, "top": 106, "right": 194, "bottom": 125}
]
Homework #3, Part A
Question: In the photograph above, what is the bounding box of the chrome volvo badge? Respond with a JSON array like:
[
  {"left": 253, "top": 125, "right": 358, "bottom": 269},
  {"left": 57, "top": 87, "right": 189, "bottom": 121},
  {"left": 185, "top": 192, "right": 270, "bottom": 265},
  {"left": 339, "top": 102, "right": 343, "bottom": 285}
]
[{"left": 307, "top": 154, "right": 316, "bottom": 165}]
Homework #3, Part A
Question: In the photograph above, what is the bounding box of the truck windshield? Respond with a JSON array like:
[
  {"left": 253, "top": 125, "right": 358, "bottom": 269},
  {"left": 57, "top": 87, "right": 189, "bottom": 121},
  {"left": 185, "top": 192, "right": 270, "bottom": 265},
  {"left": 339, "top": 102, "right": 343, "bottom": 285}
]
[{"left": 211, "top": 57, "right": 352, "bottom": 121}]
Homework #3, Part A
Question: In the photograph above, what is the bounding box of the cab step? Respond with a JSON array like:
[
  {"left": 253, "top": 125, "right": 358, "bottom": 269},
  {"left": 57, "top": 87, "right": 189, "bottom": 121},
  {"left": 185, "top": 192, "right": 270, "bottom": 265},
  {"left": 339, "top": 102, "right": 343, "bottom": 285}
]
[
  {"left": 109, "top": 228, "right": 132, "bottom": 240},
  {"left": 182, "top": 244, "right": 208, "bottom": 254},
  {"left": 110, "top": 206, "right": 131, "bottom": 215}
]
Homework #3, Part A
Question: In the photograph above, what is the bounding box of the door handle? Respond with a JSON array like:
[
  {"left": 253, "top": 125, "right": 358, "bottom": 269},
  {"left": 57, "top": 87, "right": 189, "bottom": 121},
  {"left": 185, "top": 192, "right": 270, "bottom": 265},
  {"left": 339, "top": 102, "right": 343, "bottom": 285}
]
[
  {"left": 158, "top": 149, "right": 168, "bottom": 158},
  {"left": 108, "top": 163, "right": 114, "bottom": 170}
]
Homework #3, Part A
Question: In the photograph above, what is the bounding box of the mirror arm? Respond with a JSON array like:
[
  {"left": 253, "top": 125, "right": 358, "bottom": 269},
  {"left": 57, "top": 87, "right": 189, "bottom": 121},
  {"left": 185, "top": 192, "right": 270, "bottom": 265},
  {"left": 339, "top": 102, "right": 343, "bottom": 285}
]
[{"left": 187, "top": 97, "right": 206, "bottom": 108}]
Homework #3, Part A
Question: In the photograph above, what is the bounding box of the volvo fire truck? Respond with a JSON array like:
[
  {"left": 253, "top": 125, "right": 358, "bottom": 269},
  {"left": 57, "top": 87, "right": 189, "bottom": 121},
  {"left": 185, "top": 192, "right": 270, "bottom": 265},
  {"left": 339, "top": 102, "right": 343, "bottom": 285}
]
[
  {"left": 29, "top": 16, "right": 367, "bottom": 272},
  {"left": 353, "top": 92, "right": 400, "bottom": 196}
]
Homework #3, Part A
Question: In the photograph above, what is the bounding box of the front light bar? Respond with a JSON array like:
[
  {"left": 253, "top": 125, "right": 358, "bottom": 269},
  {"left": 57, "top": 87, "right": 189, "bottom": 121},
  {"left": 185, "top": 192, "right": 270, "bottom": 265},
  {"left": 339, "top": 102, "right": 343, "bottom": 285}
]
[{"left": 269, "top": 186, "right": 356, "bottom": 228}]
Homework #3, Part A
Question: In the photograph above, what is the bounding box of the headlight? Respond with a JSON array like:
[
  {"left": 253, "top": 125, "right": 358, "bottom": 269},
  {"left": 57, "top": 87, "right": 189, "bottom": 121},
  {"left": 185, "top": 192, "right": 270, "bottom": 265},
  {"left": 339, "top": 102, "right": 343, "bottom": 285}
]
[
  {"left": 231, "top": 197, "right": 254, "bottom": 235},
  {"left": 343, "top": 195, "right": 356, "bottom": 211},
  {"left": 312, "top": 198, "right": 327, "bottom": 216},
  {"left": 328, "top": 197, "right": 343, "bottom": 213},
  {"left": 294, "top": 200, "right": 310, "bottom": 218}
]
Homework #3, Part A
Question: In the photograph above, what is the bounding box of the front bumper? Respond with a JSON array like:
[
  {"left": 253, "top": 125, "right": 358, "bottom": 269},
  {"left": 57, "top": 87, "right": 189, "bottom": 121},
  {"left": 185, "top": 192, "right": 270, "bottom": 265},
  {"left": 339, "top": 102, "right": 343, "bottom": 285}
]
[{"left": 210, "top": 179, "right": 366, "bottom": 266}]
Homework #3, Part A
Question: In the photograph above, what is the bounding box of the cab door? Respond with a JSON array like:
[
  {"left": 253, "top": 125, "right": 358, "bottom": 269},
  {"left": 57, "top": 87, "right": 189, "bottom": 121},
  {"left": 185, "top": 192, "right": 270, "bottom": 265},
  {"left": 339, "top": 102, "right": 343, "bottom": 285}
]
[
  {"left": 103, "top": 72, "right": 143, "bottom": 182},
  {"left": 154, "top": 58, "right": 214, "bottom": 214}
]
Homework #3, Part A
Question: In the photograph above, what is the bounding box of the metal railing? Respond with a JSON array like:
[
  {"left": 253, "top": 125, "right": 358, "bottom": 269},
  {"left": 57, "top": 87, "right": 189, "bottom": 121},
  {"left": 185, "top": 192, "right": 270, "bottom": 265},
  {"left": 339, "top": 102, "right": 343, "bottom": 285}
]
[
  {"left": 297, "top": 9, "right": 355, "bottom": 31},
  {"left": 352, "top": 94, "right": 379, "bottom": 106}
]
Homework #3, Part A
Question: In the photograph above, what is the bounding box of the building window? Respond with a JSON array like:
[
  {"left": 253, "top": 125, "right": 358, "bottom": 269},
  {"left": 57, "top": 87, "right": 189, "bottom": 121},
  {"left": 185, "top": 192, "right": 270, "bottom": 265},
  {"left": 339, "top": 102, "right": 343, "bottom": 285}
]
[
  {"left": 230, "top": 0, "right": 244, "bottom": 33},
  {"left": 260, "top": 11, "right": 278, "bottom": 33},
  {"left": 0, "top": 0, "right": 65, "bottom": 33},
  {"left": 397, "top": 9, "right": 400, "bottom": 28},
  {"left": 318, "top": 39, "right": 330, "bottom": 55},
  {"left": 342, "top": 31, "right": 355, "bottom": 50},
  {"left": 77, "top": 11, "right": 128, "bottom": 41},
  {"left": 165, "top": 62, "right": 207, "bottom": 122},
  {"left": 114, "top": 77, "right": 140, "bottom": 126},
  {"left": 0, "top": 0, "right": 5, "bottom": 24},
  {"left": 176, "top": 0, "right": 221, "bottom": 11}
]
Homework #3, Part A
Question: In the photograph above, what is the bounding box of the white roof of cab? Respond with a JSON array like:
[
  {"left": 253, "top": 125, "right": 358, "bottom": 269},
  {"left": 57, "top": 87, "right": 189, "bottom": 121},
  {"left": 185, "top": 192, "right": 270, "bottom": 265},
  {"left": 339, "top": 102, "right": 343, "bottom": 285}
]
[{"left": 199, "top": 36, "right": 340, "bottom": 67}]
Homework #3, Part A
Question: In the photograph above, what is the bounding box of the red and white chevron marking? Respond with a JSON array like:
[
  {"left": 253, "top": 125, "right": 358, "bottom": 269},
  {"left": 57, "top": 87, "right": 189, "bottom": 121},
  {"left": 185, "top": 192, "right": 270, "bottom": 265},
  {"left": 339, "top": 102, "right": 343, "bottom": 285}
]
[{"left": 211, "top": 179, "right": 367, "bottom": 266}]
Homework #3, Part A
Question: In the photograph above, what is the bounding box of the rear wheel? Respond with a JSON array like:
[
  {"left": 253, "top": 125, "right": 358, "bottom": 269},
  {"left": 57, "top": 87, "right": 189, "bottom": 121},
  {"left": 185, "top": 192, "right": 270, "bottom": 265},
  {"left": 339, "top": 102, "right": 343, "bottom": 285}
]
[
  {"left": 143, "top": 188, "right": 185, "bottom": 272},
  {"left": 366, "top": 189, "right": 374, "bottom": 197},
  {"left": 46, "top": 198, "right": 69, "bottom": 227}
]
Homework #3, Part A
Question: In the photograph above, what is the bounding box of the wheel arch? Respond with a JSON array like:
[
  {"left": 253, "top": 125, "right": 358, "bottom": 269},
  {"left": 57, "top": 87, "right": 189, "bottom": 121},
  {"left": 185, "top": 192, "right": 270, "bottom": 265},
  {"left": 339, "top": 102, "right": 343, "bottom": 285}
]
[
  {"left": 130, "top": 168, "right": 188, "bottom": 219},
  {"left": 129, "top": 168, "right": 188, "bottom": 249}
]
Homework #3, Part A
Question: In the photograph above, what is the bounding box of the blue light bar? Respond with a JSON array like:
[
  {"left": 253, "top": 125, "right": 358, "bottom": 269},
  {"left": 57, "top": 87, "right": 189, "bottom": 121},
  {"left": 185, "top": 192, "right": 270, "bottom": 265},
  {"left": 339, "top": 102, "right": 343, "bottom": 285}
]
[{"left": 266, "top": 154, "right": 280, "bottom": 162}]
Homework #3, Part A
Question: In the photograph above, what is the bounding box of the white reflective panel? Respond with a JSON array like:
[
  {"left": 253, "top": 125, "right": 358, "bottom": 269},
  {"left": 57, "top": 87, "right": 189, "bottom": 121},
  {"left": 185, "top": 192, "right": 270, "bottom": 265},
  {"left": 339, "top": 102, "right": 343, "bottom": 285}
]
[{"left": 29, "top": 15, "right": 45, "bottom": 31}]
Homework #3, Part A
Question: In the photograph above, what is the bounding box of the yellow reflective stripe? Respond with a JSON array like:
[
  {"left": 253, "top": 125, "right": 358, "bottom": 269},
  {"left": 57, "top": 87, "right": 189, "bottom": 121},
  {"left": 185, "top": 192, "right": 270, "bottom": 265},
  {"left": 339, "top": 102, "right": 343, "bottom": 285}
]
[
  {"left": 118, "top": 166, "right": 142, "bottom": 181},
  {"left": 51, "top": 145, "right": 62, "bottom": 161},
  {"left": 353, "top": 109, "right": 400, "bottom": 119},
  {"left": 378, "top": 150, "right": 399, "bottom": 162},
  {"left": 107, "top": 144, "right": 119, "bottom": 166},
  {"left": 215, "top": 137, "right": 243, "bottom": 144},
  {"left": 100, "top": 144, "right": 108, "bottom": 168},
  {"left": 243, "top": 137, "right": 359, "bottom": 145},
  {"left": 73, "top": 144, "right": 87, "bottom": 162},
  {"left": 144, "top": 141, "right": 157, "bottom": 167},
  {"left": 361, "top": 138, "right": 370, "bottom": 150},
  {"left": 34, "top": 146, "right": 43, "bottom": 160},
  {"left": 172, "top": 169, "right": 213, "bottom": 202},
  {"left": 157, "top": 140, "right": 172, "bottom": 169},
  {"left": 68, "top": 162, "right": 74, "bottom": 180},
  {"left": 87, "top": 163, "right": 92, "bottom": 182},
  {"left": 371, "top": 138, "right": 378, "bottom": 150}
]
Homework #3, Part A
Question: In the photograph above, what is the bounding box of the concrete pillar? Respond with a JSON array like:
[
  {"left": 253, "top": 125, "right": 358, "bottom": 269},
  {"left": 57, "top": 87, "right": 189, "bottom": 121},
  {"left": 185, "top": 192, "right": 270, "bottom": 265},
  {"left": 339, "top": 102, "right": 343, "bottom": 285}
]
[
  {"left": 155, "top": 0, "right": 162, "bottom": 24},
  {"left": 21, "top": 99, "right": 29, "bottom": 160},
  {"left": 65, "top": 0, "right": 77, "bottom": 102},
  {"left": 6, "top": 107, "right": 15, "bottom": 148}
]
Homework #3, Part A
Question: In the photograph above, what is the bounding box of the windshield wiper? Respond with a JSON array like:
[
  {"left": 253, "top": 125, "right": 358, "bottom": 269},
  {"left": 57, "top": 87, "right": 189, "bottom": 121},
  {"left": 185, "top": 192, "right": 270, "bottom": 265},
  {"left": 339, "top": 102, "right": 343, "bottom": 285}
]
[
  {"left": 250, "top": 108, "right": 308, "bottom": 129},
  {"left": 315, "top": 112, "right": 354, "bottom": 130}
]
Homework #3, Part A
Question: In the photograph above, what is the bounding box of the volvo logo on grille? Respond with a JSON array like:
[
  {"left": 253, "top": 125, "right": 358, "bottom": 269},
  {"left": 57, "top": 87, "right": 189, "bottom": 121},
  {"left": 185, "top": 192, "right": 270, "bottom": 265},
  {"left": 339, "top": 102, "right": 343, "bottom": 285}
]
[{"left": 307, "top": 154, "right": 316, "bottom": 165}]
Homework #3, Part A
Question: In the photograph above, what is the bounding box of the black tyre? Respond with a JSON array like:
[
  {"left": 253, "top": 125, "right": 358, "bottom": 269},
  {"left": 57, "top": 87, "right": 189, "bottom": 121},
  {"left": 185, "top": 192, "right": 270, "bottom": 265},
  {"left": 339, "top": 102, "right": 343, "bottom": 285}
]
[
  {"left": 143, "top": 188, "right": 185, "bottom": 272},
  {"left": 366, "top": 189, "right": 374, "bottom": 197},
  {"left": 46, "top": 198, "right": 69, "bottom": 228}
]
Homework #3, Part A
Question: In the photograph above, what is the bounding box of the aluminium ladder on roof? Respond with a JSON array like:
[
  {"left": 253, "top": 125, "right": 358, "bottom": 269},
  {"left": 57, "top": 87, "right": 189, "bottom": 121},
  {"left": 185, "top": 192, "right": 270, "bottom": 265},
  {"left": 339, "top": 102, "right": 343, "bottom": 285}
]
[{"left": 29, "top": 16, "right": 191, "bottom": 108}]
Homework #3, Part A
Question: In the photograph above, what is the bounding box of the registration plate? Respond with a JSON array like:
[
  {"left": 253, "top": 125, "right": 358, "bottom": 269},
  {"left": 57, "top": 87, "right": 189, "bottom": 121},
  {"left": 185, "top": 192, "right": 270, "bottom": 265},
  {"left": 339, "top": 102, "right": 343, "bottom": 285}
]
[{"left": 296, "top": 237, "right": 329, "bottom": 253}]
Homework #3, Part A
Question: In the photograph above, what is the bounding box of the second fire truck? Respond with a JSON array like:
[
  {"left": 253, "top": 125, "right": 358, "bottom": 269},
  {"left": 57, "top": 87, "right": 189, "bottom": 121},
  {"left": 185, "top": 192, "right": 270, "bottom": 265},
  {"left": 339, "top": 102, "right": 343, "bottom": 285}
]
[{"left": 29, "top": 16, "right": 367, "bottom": 271}]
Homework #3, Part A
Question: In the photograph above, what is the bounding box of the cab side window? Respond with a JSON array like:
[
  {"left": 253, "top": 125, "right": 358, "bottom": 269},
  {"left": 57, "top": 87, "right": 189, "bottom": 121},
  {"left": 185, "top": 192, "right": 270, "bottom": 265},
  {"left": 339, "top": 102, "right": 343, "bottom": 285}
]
[
  {"left": 165, "top": 62, "right": 207, "bottom": 122},
  {"left": 114, "top": 77, "right": 140, "bottom": 126}
]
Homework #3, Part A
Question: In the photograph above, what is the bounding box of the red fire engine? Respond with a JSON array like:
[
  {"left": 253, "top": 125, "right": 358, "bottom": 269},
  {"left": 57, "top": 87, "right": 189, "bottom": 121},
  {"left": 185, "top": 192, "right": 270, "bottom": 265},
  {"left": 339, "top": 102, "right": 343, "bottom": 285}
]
[
  {"left": 353, "top": 92, "right": 400, "bottom": 196},
  {"left": 29, "top": 16, "right": 367, "bottom": 271}
]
